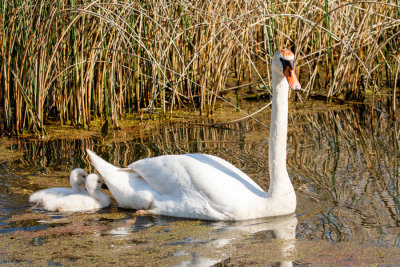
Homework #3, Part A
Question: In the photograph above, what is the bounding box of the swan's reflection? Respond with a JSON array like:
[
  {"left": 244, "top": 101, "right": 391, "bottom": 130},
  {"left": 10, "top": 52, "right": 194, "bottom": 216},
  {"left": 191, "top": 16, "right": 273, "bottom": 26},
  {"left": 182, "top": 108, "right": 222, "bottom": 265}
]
[
  {"left": 200, "top": 215, "right": 297, "bottom": 266},
  {"left": 106, "top": 215, "right": 176, "bottom": 235},
  {"left": 105, "top": 214, "right": 297, "bottom": 266}
]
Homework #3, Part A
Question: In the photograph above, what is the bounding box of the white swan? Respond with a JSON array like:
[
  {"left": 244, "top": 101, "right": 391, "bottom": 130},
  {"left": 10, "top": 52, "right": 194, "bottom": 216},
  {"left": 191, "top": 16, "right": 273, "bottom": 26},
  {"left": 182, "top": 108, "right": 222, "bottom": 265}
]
[
  {"left": 29, "top": 168, "right": 87, "bottom": 205},
  {"left": 87, "top": 49, "right": 301, "bottom": 220},
  {"left": 34, "top": 174, "right": 111, "bottom": 212}
]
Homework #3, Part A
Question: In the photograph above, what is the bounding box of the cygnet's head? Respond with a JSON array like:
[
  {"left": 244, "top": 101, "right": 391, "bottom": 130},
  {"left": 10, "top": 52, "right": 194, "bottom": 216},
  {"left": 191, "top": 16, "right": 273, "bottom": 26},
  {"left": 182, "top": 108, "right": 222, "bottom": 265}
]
[
  {"left": 85, "top": 174, "right": 103, "bottom": 194},
  {"left": 272, "top": 49, "right": 301, "bottom": 90},
  {"left": 69, "top": 168, "right": 87, "bottom": 187}
]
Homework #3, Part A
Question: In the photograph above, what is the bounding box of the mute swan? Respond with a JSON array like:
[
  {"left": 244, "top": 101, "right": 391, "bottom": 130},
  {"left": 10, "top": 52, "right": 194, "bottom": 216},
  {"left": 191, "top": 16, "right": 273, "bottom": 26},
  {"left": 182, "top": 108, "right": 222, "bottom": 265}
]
[
  {"left": 37, "top": 174, "right": 111, "bottom": 212},
  {"left": 87, "top": 49, "right": 301, "bottom": 220},
  {"left": 29, "top": 168, "right": 87, "bottom": 205}
]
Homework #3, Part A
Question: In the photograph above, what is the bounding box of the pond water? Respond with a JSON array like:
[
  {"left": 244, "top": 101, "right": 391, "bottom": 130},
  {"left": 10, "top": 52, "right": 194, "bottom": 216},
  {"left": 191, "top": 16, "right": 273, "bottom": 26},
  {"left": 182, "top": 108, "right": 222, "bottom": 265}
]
[{"left": 0, "top": 102, "right": 399, "bottom": 265}]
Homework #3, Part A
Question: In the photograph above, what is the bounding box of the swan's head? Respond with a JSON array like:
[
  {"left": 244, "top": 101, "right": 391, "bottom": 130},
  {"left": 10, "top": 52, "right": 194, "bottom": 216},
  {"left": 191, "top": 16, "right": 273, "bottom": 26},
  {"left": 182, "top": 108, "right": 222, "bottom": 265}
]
[
  {"left": 70, "top": 168, "right": 87, "bottom": 186},
  {"left": 272, "top": 49, "right": 301, "bottom": 91},
  {"left": 86, "top": 174, "right": 103, "bottom": 194}
]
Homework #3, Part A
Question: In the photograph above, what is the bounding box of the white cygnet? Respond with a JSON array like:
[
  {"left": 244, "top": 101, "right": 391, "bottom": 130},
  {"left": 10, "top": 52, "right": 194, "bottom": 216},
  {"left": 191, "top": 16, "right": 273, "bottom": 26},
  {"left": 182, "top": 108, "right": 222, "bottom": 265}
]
[
  {"left": 29, "top": 168, "right": 87, "bottom": 206},
  {"left": 42, "top": 174, "right": 111, "bottom": 212}
]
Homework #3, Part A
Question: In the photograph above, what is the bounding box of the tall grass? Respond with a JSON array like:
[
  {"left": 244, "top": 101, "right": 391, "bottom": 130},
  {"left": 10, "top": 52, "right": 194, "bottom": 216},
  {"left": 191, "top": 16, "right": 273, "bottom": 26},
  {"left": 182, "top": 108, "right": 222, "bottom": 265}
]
[{"left": 1, "top": 0, "right": 399, "bottom": 135}]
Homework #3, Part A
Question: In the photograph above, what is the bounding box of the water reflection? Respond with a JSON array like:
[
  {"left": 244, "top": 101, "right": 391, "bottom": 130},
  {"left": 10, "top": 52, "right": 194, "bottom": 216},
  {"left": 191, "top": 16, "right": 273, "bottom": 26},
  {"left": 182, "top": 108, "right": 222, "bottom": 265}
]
[
  {"left": 105, "top": 215, "right": 191, "bottom": 236},
  {"left": 288, "top": 105, "right": 400, "bottom": 244},
  {"left": 1, "top": 104, "right": 399, "bottom": 248},
  {"left": 206, "top": 215, "right": 297, "bottom": 266},
  {"left": 175, "top": 216, "right": 297, "bottom": 266},
  {"left": 118, "top": 214, "right": 298, "bottom": 266}
]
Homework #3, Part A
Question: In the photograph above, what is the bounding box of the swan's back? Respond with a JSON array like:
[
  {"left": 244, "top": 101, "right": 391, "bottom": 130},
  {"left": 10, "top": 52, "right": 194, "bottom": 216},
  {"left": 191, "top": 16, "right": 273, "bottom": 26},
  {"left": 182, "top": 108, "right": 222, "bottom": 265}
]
[{"left": 130, "top": 154, "right": 264, "bottom": 195}]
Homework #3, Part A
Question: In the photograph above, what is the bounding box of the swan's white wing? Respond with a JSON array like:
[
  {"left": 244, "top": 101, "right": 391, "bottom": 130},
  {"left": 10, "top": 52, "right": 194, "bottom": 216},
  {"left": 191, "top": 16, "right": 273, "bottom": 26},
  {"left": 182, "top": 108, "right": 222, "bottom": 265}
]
[
  {"left": 128, "top": 154, "right": 266, "bottom": 202},
  {"left": 129, "top": 154, "right": 264, "bottom": 192}
]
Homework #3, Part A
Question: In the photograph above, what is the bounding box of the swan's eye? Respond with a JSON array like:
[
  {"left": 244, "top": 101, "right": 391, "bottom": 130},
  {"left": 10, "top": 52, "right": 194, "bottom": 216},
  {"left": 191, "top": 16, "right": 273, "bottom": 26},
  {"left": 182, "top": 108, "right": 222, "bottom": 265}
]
[{"left": 280, "top": 58, "right": 294, "bottom": 72}]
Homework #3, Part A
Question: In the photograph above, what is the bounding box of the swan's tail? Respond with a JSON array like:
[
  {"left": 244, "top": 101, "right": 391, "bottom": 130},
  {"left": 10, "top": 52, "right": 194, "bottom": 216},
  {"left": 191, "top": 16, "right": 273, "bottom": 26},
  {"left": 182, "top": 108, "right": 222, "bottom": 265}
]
[{"left": 86, "top": 149, "right": 120, "bottom": 180}]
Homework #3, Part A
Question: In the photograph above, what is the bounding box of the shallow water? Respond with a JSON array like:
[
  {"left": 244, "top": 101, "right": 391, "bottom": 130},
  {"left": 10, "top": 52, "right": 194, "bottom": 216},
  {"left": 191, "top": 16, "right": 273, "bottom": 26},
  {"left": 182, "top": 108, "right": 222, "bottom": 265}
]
[{"left": 0, "top": 103, "right": 399, "bottom": 265}]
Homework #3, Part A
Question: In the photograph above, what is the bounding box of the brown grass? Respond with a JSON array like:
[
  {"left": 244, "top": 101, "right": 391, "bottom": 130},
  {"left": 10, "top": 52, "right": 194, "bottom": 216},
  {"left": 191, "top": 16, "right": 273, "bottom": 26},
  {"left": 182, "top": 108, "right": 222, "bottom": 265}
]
[{"left": 1, "top": 0, "right": 399, "bottom": 135}]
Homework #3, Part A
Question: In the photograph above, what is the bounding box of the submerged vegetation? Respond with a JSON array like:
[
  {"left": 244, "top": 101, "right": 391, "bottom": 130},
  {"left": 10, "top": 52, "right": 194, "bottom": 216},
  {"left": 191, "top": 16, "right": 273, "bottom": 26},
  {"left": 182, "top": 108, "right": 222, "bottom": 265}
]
[{"left": 1, "top": 0, "right": 399, "bottom": 135}]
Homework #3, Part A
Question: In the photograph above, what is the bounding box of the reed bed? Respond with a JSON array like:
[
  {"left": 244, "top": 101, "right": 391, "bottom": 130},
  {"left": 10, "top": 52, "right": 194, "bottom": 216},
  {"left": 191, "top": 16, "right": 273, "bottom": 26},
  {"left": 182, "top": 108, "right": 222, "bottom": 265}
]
[{"left": 1, "top": 0, "right": 399, "bottom": 135}]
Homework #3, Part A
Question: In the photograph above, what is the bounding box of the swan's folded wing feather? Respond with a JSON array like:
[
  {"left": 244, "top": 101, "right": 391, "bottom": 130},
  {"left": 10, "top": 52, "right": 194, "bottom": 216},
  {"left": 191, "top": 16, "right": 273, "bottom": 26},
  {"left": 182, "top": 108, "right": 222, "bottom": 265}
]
[
  {"left": 128, "top": 154, "right": 266, "bottom": 200},
  {"left": 128, "top": 155, "right": 193, "bottom": 196}
]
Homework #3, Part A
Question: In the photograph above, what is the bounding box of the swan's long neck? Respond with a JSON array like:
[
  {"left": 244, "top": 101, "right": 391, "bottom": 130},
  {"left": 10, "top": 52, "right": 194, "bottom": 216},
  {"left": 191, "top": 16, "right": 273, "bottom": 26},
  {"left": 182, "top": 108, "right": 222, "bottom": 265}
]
[{"left": 267, "top": 74, "right": 294, "bottom": 200}]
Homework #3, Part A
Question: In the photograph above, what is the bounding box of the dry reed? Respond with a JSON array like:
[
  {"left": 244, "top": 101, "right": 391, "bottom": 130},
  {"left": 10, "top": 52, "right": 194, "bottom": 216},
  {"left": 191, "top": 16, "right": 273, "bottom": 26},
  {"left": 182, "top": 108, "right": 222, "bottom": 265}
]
[{"left": 1, "top": 0, "right": 399, "bottom": 135}]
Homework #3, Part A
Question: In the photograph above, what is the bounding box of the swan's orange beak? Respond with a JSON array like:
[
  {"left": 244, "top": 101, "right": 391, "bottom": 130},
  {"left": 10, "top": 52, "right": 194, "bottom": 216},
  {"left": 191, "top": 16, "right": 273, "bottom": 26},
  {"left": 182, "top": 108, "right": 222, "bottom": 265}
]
[{"left": 284, "top": 66, "right": 301, "bottom": 91}]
